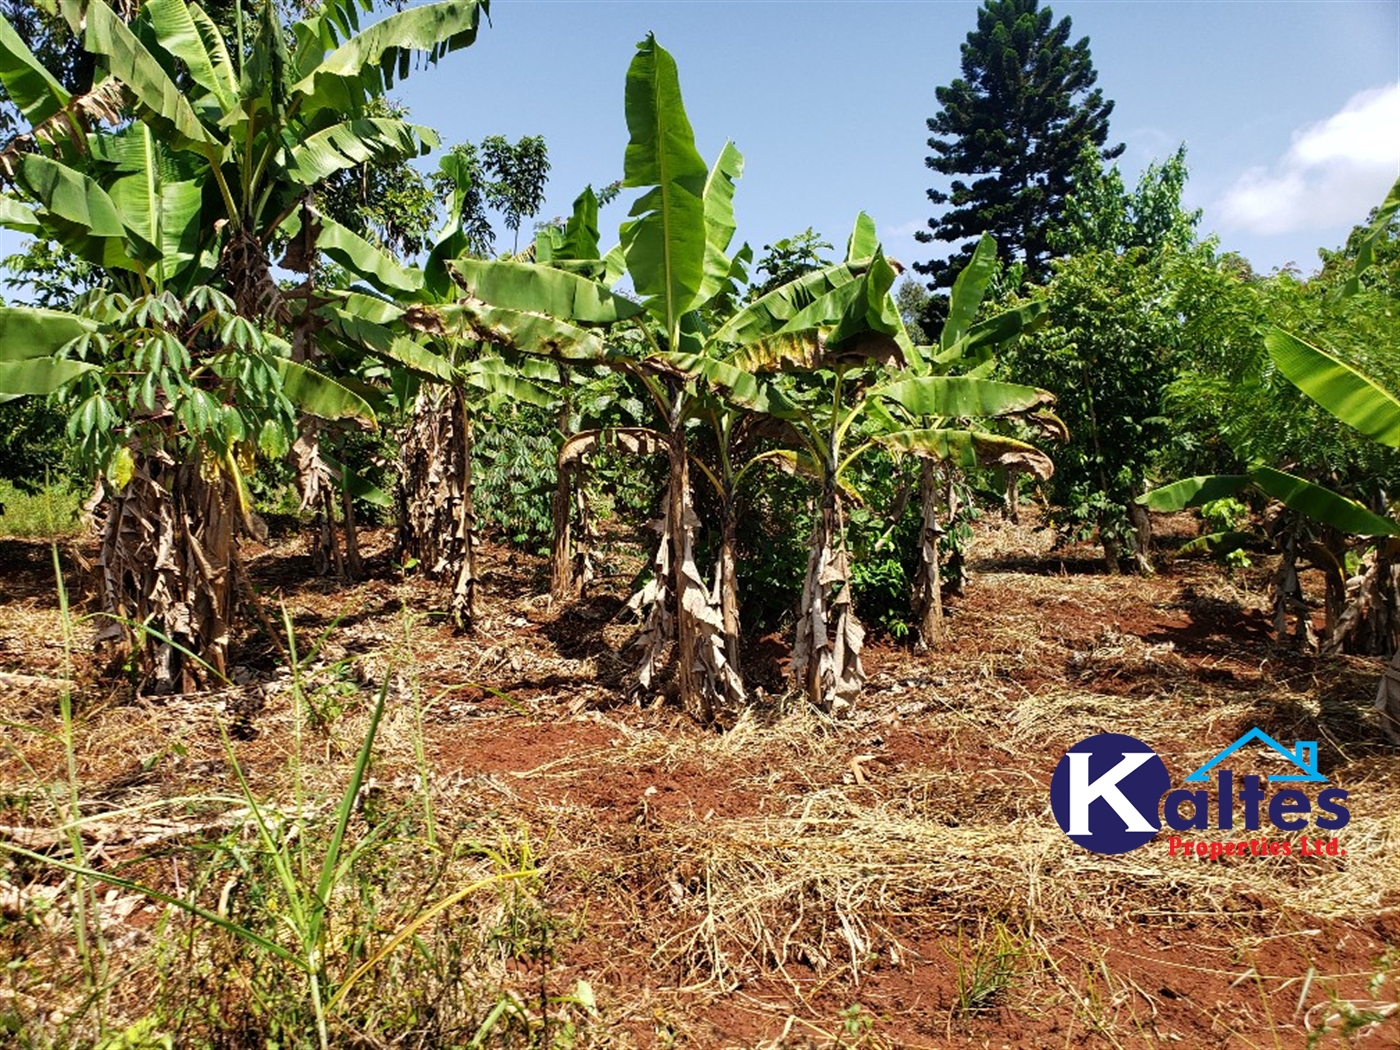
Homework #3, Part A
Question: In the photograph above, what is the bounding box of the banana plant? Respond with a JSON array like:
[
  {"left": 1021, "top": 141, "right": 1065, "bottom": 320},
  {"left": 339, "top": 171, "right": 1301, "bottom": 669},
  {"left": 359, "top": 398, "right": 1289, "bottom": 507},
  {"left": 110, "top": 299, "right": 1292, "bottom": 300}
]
[
  {"left": 857, "top": 232, "right": 1056, "bottom": 650},
  {"left": 0, "top": 0, "right": 489, "bottom": 687},
  {"left": 685, "top": 254, "right": 1059, "bottom": 713},
  {"left": 311, "top": 143, "right": 571, "bottom": 627}
]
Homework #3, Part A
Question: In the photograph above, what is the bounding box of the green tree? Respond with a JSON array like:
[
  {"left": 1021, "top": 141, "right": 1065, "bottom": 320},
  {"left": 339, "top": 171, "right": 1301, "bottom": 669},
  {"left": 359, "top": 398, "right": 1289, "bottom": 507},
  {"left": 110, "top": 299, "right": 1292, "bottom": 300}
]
[
  {"left": 915, "top": 0, "right": 1122, "bottom": 290},
  {"left": 1007, "top": 150, "right": 1202, "bottom": 572}
]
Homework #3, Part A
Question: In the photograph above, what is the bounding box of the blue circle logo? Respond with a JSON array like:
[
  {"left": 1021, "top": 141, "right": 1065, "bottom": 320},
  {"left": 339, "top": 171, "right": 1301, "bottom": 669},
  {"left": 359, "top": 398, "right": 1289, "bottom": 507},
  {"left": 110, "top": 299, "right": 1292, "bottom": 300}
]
[{"left": 1049, "top": 733, "right": 1170, "bottom": 854}]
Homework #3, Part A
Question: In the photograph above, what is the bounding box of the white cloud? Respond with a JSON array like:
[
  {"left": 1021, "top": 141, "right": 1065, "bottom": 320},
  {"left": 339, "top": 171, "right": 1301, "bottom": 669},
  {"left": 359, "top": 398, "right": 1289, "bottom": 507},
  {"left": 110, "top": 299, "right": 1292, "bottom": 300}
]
[{"left": 1217, "top": 83, "right": 1400, "bottom": 235}]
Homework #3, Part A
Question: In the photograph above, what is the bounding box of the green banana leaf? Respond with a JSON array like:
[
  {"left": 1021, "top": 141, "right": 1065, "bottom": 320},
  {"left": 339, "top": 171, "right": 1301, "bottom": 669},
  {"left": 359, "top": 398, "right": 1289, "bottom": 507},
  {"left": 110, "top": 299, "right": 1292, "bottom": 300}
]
[
  {"left": 146, "top": 0, "right": 236, "bottom": 110},
  {"left": 938, "top": 300, "right": 1048, "bottom": 366},
  {"left": 618, "top": 34, "right": 708, "bottom": 336},
  {"left": 712, "top": 261, "right": 864, "bottom": 346},
  {"left": 462, "top": 358, "right": 558, "bottom": 408},
  {"left": 1251, "top": 465, "right": 1400, "bottom": 537},
  {"left": 317, "top": 218, "right": 425, "bottom": 297},
  {"left": 656, "top": 351, "right": 803, "bottom": 420},
  {"left": 0, "top": 307, "right": 95, "bottom": 360},
  {"left": 846, "top": 212, "right": 878, "bottom": 263},
  {"left": 1139, "top": 475, "right": 1253, "bottom": 511},
  {"left": 17, "top": 153, "right": 161, "bottom": 272},
  {"left": 1177, "top": 531, "right": 1267, "bottom": 557},
  {"left": 288, "top": 118, "right": 436, "bottom": 185},
  {"left": 106, "top": 126, "right": 202, "bottom": 284},
  {"left": 0, "top": 359, "right": 97, "bottom": 396},
  {"left": 1264, "top": 327, "right": 1400, "bottom": 449},
  {"left": 550, "top": 186, "right": 601, "bottom": 263},
  {"left": 293, "top": 0, "right": 488, "bottom": 117},
  {"left": 327, "top": 291, "right": 405, "bottom": 327},
  {"left": 0, "top": 14, "right": 72, "bottom": 127},
  {"left": 277, "top": 359, "right": 377, "bottom": 426},
  {"left": 187, "top": 2, "right": 239, "bottom": 105},
  {"left": 323, "top": 305, "right": 454, "bottom": 384},
  {"left": 694, "top": 141, "right": 743, "bottom": 306},
  {"left": 1344, "top": 174, "right": 1400, "bottom": 295},
  {"left": 872, "top": 427, "right": 1054, "bottom": 478},
  {"left": 827, "top": 249, "right": 902, "bottom": 349},
  {"left": 430, "top": 301, "right": 605, "bottom": 361},
  {"left": 0, "top": 196, "right": 41, "bottom": 235},
  {"left": 448, "top": 259, "right": 642, "bottom": 324},
  {"left": 82, "top": 0, "right": 215, "bottom": 152},
  {"left": 1143, "top": 468, "right": 1399, "bottom": 538},
  {"left": 877, "top": 376, "right": 1056, "bottom": 419},
  {"left": 941, "top": 234, "right": 997, "bottom": 353}
]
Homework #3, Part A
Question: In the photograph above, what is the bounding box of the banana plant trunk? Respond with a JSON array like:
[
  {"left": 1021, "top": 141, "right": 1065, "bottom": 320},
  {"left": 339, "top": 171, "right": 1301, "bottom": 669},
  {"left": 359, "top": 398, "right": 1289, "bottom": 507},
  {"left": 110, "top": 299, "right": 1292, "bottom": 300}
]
[
  {"left": 668, "top": 435, "right": 704, "bottom": 719},
  {"left": 96, "top": 451, "right": 237, "bottom": 694},
  {"left": 1327, "top": 539, "right": 1400, "bottom": 657},
  {"left": 398, "top": 386, "right": 477, "bottom": 629},
  {"left": 630, "top": 423, "right": 743, "bottom": 724},
  {"left": 549, "top": 460, "right": 577, "bottom": 600},
  {"left": 912, "top": 460, "right": 945, "bottom": 652},
  {"left": 550, "top": 406, "right": 595, "bottom": 602},
  {"left": 793, "top": 474, "right": 866, "bottom": 716},
  {"left": 717, "top": 493, "right": 742, "bottom": 682}
]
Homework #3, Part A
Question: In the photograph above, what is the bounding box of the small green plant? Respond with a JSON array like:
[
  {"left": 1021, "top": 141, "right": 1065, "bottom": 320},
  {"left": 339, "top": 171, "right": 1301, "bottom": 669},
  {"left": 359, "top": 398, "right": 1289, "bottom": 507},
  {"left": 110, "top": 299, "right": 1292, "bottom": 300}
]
[
  {"left": 840, "top": 1002, "right": 875, "bottom": 1043},
  {"left": 1200, "top": 495, "right": 1251, "bottom": 533},
  {"left": 1224, "top": 546, "right": 1254, "bottom": 573},
  {"left": 945, "top": 920, "right": 1025, "bottom": 1015}
]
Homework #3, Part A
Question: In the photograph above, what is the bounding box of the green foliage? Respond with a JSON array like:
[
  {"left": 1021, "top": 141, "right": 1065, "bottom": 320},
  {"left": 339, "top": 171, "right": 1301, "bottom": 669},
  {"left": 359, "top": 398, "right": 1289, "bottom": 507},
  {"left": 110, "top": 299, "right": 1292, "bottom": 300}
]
[
  {"left": 750, "top": 227, "right": 833, "bottom": 300},
  {"left": 1199, "top": 496, "right": 1250, "bottom": 534},
  {"left": 0, "top": 477, "right": 82, "bottom": 537},
  {"left": 0, "top": 396, "right": 80, "bottom": 490},
  {"left": 1164, "top": 229, "right": 1400, "bottom": 507},
  {"left": 894, "top": 275, "right": 931, "bottom": 344},
  {"left": 1052, "top": 144, "right": 1200, "bottom": 256},
  {"left": 431, "top": 135, "right": 552, "bottom": 258},
  {"left": 57, "top": 287, "right": 298, "bottom": 479},
  {"left": 733, "top": 463, "right": 812, "bottom": 635},
  {"left": 318, "top": 98, "right": 440, "bottom": 260},
  {"left": 916, "top": 0, "right": 1123, "bottom": 288},
  {"left": 475, "top": 410, "right": 557, "bottom": 555},
  {"left": 1006, "top": 150, "right": 1202, "bottom": 563}
]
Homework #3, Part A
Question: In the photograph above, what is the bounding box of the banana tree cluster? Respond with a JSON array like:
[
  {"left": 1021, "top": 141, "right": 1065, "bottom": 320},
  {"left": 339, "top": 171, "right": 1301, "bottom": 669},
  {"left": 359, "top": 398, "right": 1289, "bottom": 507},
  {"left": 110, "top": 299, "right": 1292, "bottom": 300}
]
[
  {"left": 0, "top": 0, "right": 489, "bottom": 688},
  {"left": 439, "top": 36, "right": 1061, "bottom": 720}
]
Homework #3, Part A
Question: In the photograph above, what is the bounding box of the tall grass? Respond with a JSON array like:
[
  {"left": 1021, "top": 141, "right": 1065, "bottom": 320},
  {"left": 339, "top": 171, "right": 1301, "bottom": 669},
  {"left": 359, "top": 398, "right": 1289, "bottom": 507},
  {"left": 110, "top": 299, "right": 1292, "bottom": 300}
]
[{"left": 0, "top": 565, "right": 593, "bottom": 1048}]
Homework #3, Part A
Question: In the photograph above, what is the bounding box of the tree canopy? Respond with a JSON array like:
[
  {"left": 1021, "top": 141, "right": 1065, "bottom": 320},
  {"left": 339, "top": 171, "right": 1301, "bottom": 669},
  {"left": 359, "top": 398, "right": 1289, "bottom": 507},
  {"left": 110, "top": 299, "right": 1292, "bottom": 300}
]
[{"left": 915, "top": 0, "right": 1122, "bottom": 290}]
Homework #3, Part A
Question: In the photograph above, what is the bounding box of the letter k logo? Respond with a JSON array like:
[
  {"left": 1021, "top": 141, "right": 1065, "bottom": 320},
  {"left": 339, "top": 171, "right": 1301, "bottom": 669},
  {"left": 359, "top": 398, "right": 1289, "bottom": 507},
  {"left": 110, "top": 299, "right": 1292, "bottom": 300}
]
[
  {"left": 1050, "top": 733, "right": 1171, "bottom": 855},
  {"left": 1066, "top": 752, "right": 1157, "bottom": 835}
]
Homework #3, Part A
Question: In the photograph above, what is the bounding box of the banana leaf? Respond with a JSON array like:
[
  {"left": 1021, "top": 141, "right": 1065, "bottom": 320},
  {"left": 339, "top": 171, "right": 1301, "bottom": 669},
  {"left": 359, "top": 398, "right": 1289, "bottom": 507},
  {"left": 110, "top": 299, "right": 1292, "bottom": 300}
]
[
  {"left": 0, "top": 15, "right": 72, "bottom": 127},
  {"left": 448, "top": 259, "right": 642, "bottom": 324},
  {"left": 1265, "top": 327, "right": 1400, "bottom": 449},
  {"left": 277, "top": 359, "right": 377, "bottom": 425},
  {"left": 619, "top": 34, "right": 708, "bottom": 335},
  {"left": 877, "top": 375, "right": 1055, "bottom": 419}
]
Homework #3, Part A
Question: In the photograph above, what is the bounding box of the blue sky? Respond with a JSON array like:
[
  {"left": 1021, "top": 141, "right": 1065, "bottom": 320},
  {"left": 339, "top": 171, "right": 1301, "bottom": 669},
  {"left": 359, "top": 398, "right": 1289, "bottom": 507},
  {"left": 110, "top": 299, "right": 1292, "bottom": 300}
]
[{"left": 394, "top": 0, "right": 1400, "bottom": 278}]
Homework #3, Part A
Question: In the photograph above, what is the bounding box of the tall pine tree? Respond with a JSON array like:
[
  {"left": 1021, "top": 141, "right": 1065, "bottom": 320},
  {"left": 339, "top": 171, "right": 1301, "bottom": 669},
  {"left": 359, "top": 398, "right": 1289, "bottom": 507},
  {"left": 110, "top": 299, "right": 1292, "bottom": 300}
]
[{"left": 915, "top": 0, "right": 1123, "bottom": 290}]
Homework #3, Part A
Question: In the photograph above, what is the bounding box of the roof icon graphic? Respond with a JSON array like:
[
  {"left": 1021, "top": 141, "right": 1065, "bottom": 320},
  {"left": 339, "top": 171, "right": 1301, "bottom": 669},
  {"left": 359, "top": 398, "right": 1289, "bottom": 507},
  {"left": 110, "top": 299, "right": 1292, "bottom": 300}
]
[{"left": 1183, "top": 728, "right": 1326, "bottom": 783}]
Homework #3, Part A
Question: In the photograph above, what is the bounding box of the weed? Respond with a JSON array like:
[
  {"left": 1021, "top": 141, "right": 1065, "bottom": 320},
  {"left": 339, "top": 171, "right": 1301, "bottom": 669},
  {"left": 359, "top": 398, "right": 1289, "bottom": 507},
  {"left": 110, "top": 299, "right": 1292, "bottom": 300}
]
[{"left": 946, "top": 920, "right": 1025, "bottom": 1015}]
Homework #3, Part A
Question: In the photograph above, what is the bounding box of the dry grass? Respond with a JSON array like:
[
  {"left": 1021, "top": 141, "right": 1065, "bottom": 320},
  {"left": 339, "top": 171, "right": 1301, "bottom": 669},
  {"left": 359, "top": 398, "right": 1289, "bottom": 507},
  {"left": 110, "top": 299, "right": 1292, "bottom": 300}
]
[{"left": 2, "top": 522, "right": 1398, "bottom": 1048}]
